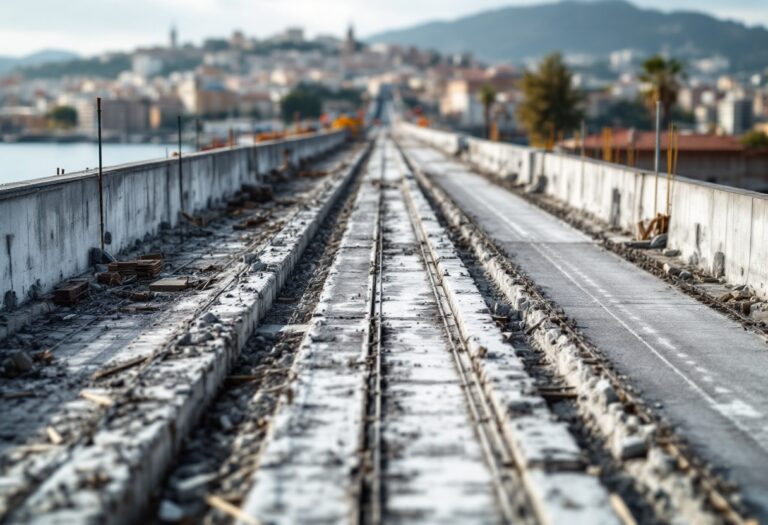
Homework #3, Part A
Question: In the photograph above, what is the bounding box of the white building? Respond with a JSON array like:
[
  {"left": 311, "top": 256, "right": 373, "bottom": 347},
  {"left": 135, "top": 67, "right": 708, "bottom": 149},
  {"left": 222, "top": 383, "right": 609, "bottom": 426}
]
[
  {"left": 718, "top": 95, "right": 753, "bottom": 135},
  {"left": 132, "top": 54, "right": 164, "bottom": 78}
]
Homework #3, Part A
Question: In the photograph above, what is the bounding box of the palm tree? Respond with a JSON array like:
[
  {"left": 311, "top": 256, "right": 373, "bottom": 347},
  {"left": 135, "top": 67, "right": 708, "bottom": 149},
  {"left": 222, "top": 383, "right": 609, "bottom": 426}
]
[
  {"left": 639, "top": 55, "right": 684, "bottom": 128},
  {"left": 516, "top": 53, "right": 583, "bottom": 146},
  {"left": 477, "top": 84, "right": 497, "bottom": 139}
]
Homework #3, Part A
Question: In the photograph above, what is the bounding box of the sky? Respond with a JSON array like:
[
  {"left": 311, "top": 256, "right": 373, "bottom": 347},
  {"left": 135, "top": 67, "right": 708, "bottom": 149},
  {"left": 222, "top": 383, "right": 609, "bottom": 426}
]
[{"left": 1, "top": 0, "right": 767, "bottom": 57}]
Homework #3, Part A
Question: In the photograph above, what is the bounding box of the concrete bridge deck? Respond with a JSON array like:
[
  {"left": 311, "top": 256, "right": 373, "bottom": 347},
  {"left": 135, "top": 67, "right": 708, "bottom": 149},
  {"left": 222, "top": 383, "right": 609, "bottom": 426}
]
[{"left": 0, "top": 124, "right": 766, "bottom": 525}]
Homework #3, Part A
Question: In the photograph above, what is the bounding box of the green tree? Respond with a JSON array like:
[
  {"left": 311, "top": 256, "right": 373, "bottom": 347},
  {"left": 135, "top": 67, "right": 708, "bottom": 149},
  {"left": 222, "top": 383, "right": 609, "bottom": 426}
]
[
  {"left": 741, "top": 130, "right": 768, "bottom": 148},
  {"left": 477, "top": 83, "right": 497, "bottom": 139},
  {"left": 280, "top": 87, "right": 323, "bottom": 122},
  {"left": 517, "top": 53, "right": 583, "bottom": 145},
  {"left": 47, "top": 105, "right": 78, "bottom": 129},
  {"left": 639, "top": 55, "right": 684, "bottom": 128}
]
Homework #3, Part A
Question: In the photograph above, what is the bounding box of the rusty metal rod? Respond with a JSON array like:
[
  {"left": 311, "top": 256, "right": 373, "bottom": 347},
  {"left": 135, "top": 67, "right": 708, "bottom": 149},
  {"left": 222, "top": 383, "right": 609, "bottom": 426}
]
[
  {"left": 178, "top": 115, "right": 184, "bottom": 243},
  {"left": 196, "top": 118, "right": 201, "bottom": 152},
  {"left": 97, "top": 97, "right": 105, "bottom": 253}
]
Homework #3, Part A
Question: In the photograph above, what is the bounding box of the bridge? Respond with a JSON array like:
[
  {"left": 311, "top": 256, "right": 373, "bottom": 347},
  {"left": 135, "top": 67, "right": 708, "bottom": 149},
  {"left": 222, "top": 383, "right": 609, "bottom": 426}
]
[{"left": 1, "top": 104, "right": 767, "bottom": 525}]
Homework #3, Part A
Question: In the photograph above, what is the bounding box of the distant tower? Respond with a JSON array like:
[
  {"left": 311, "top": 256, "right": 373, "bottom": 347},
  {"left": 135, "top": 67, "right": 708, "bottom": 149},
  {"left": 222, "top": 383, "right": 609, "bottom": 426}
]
[
  {"left": 344, "top": 23, "right": 357, "bottom": 54},
  {"left": 170, "top": 26, "right": 178, "bottom": 50}
]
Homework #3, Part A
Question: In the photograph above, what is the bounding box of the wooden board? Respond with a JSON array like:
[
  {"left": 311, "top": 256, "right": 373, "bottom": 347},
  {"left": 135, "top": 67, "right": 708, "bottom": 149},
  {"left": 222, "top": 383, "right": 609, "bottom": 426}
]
[{"left": 149, "top": 277, "right": 189, "bottom": 292}]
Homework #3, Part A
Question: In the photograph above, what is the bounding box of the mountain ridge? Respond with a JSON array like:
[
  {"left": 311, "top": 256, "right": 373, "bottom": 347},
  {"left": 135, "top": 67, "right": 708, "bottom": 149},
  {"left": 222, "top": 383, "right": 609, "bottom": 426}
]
[
  {"left": 366, "top": 0, "right": 768, "bottom": 71},
  {"left": 0, "top": 49, "right": 80, "bottom": 74}
]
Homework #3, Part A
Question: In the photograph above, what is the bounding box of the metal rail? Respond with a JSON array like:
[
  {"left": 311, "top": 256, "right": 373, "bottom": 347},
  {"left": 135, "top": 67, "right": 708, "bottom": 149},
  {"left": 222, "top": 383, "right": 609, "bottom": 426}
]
[
  {"left": 399, "top": 155, "right": 534, "bottom": 524},
  {"left": 357, "top": 139, "right": 385, "bottom": 525}
]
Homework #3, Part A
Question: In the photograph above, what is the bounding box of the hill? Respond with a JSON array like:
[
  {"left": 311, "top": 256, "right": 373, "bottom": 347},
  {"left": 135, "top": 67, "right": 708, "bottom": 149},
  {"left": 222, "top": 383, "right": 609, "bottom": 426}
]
[
  {"left": 367, "top": 0, "right": 768, "bottom": 71},
  {"left": 0, "top": 49, "right": 79, "bottom": 74}
]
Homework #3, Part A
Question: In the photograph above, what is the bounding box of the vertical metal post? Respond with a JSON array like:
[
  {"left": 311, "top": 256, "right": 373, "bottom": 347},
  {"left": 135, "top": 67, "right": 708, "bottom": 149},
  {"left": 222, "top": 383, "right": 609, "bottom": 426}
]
[
  {"left": 666, "top": 124, "right": 677, "bottom": 217},
  {"left": 653, "top": 100, "right": 661, "bottom": 217},
  {"left": 97, "top": 97, "right": 106, "bottom": 253},
  {"left": 177, "top": 115, "right": 184, "bottom": 242},
  {"left": 580, "top": 120, "right": 586, "bottom": 159},
  {"left": 195, "top": 118, "right": 200, "bottom": 151}
]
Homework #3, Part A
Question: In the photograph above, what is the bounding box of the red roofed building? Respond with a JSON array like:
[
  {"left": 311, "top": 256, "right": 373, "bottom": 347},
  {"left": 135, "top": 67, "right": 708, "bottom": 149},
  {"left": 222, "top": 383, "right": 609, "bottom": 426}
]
[{"left": 561, "top": 129, "right": 768, "bottom": 192}]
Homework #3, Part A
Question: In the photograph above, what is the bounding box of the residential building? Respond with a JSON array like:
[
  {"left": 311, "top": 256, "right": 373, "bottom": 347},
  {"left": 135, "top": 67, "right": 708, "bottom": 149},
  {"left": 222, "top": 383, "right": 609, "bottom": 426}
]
[
  {"left": 563, "top": 129, "right": 768, "bottom": 192},
  {"left": 718, "top": 96, "right": 754, "bottom": 135}
]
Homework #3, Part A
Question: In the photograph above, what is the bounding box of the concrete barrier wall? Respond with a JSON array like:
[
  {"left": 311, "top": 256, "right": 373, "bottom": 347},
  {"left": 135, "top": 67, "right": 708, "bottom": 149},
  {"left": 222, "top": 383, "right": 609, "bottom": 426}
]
[
  {"left": 466, "top": 136, "right": 538, "bottom": 183},
  {"left": 395, "top": 122, "right": 462, "bottom": 155},
  {"left": 0, "top": 131, "right": 346, "bottom": 310},
  {"left": 669, "top": 180, "right": 768, "bottom": 296},
  {"left": 396, "top": 122, "right": 768, "bottom": 299},
  {"left": 541, "top": 153, "right": 672, "bottom": 232}
]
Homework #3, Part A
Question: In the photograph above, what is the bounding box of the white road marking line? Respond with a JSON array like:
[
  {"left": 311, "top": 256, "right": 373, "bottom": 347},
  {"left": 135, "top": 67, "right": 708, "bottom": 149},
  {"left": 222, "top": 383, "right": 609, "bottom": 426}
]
[{"left": 657, "top": 338, "right": 677, "bottom": 350}]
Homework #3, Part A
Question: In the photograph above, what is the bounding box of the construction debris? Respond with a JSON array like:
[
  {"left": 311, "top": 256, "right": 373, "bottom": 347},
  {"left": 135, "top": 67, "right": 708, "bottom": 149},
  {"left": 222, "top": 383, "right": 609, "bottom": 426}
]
[
  {"left": 33, "top": 349, "right": 53, "bottom": 365},
  {"left": 181, "top": 211, "right": 215, "bottom": 228},
  {"left": 96, "top": 271, "right": 123, "bottom": 286},
  {"left": 1, "top": 351, "right": 34, "bottom": 377},
  {"left": 91, "top": 355, "right": 150, "bottom": 381},
  {"left": 205, "top": 495, "right": 261, "bottom": 525},
  {"left": 129, "top": 291, "right": 154, "bottom": 302},
  {"left": 149, "top": 277, "right": 189, "bottom": 292},
  {"left": 233, "top": 212, "right": 271, "bottom": 231},
  {"left": 108, "top": 259, "right": 163, "bottom": 279},
  {"left": 80, "top": 390, "right": 114, "bottom": 407},
  {"left": 241, "top": 183, "right": 273, "bottom": 203},
  {"left": 0, "top": 390, "right": 36, "bottom": 399},
  {"left": 120, "top": 305, "right": 159, "bottom": 313},
  {"left": 46, "top": 426, "right": 63, "bottom": 445},
  {"left": 636, "top": 213, "right": 669, "bottom": 240},
  {"left": 53, "top": 280, "right": 89, "bottom": 305},
  {"left": 299, "top": 169, "right": 328, "bottom": 178}
]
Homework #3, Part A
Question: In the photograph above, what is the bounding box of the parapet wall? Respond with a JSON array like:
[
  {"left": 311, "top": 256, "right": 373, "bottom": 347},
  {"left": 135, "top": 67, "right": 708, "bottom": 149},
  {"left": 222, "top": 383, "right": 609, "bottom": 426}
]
[
  {"left": 396, "top": 122, "right": 768, "bottom": 299},
  {"left": 0, "top": 131, "right": 346, "bottom": 310},
  {"left": 397, "top": 123, "right": 463, "bottom": 155}
]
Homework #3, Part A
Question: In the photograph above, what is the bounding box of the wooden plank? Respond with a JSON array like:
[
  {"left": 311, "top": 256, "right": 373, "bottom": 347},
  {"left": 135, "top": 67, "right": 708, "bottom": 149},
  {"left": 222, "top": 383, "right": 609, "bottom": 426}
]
[
  {"left": 205, "top": 495, "right": 261, "bottom": 525},
  {"left": 46, "top": 426, "right": 63, "bottom": 445},
  {"left": 53, "top": 280, "right": 89, "bottom": 305},
  {"left": 97, "top": 271, "right": 123, "bottom": 285},
  {"left": 149, "top": 277, "right": 189, "bottom": 292},
  {"left": 91, "top": 355, "right": 149, "bottom": 380},
  {"left": 80, "top": 390, "right": 114, "bottom": 407}
]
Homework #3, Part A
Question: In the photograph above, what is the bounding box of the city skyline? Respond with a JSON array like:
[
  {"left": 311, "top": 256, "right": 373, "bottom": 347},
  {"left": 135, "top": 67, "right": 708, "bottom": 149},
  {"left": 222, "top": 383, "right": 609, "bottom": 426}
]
[{"left": 1, "top": 0, "right": 768, "bottom": 57}]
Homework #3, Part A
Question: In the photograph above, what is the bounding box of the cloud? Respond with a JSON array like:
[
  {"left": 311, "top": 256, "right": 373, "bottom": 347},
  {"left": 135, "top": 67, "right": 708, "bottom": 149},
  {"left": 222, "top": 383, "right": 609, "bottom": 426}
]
[{"left": 0, "top": 0, "right": 765, "bottom": 56}]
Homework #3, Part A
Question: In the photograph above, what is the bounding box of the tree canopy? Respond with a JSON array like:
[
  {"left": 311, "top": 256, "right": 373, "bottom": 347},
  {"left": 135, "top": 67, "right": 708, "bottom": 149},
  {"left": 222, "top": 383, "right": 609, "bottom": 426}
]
[
  {"left": 639, "top": 54, "right": 684, "bottom": 127},
  {"left": 280, "top": 83, "right": 363, "bottom": 122},
  {"left": 516, "top": 53, "right": 583, "bottom": 145},
  {"left": 281, "top": 87, "right": 322, "bottom": 122},
  {"left": 742, "top": 130, "right": 768, "bottom": 148},
  {"left": 47, "top": 105, "right": 78, "bottom": 129},
  {"left": 477, "top": 83, "right": 497, "bottom": 139}
]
